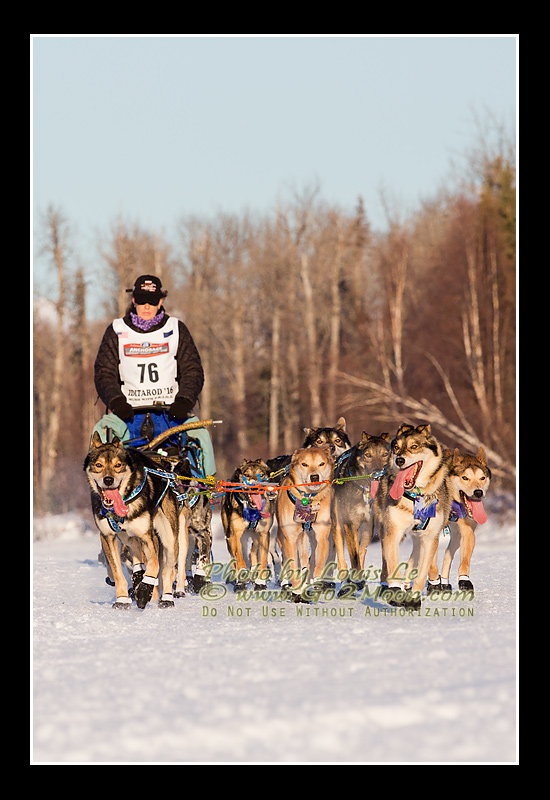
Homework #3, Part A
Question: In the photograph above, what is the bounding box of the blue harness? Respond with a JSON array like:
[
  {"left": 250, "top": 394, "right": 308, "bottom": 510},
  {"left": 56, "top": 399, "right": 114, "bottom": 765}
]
[
  {"left": 402, "top": 488, "right": 439, "bottom": 530},
  {"left": 99, "top": 466, "right": 191, "bottom": 533},
  {"left": 235, "top": 474, "right": 275, "bottom": 529}
]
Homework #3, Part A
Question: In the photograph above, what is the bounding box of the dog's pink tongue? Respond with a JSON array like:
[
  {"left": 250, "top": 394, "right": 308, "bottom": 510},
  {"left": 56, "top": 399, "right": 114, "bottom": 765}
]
[
  {"left": 250, "top": 493, "right": 270, "bottom": 518},
  {"left": 104, "top": 489, "right": 129, "bottom": 517},
  {"left": 471, "top": 500, "right": 488, "bottom": 525},
  {"left": 390, "top": 464, "right": 417, "bottom": 500},
  {"left": 370, "top": 479, "right": 380, "bottom": 499}
]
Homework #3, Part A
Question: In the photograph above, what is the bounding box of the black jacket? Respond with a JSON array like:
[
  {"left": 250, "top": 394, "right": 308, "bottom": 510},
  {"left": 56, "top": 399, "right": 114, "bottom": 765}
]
[{"left": 94, "top": 311, "right": 204, "bottom": 412}]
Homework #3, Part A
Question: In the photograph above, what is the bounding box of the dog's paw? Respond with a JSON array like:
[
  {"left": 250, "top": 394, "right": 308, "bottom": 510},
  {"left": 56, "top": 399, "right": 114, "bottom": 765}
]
[
  {"left": 402, "top": 593, "right": 422, "bottom": 611},
  {"left": 112, "top": 599, "right": 132, "bottom": 610},
  {"left": 233, "top": 581, "right": 248, "bottom": 593},
  {"left": 158, "top": 597, "right": 175, "bottom": 609},
  {"left": 337, "top": 580, "right": 356, "bottom": 598},
  {"left": 289, "top": 591, "right": 311, "bottom": 604},
  {"left": 440, "top": 582, "right": 452, "bottom": 591},
  {"left": 394, "top": 591, "right": 422, "bottom": 611},
  {"left": 380, "top": 585, "right": 398, "bottom": 603},
  {"left": 458, "top": 578, "right": 474, "bottom": 592},
  {"left": 337, "top": 579, "right": 364, "bottom": 597},
  {"left": 135, "top": 581, "right": 154, "bottom": 609},
  {"left": 382, "top": 586, "right": 422, "bottom": 610},
  {"left": 173, "top": 590, "right": 186, "bottom": 599},
  {"left": 193, "top": 573, "right": 210, "bottom": 593}
]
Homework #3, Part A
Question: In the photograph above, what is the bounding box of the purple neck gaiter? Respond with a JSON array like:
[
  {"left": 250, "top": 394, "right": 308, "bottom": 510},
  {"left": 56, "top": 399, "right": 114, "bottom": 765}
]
[{"left": 130, "top": 308, "right": 165, "bottom": 332}]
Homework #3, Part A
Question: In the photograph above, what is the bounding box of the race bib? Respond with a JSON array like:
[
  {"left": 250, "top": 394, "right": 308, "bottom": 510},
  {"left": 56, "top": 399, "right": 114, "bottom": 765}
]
[{"left": 113, "top": 318, "right": 179, "bottom": 407}]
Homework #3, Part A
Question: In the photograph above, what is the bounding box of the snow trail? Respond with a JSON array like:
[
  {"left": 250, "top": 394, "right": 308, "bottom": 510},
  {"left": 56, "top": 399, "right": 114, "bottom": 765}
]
[{"left": 32, "top": 511, "right": 516, "bottom": 763}]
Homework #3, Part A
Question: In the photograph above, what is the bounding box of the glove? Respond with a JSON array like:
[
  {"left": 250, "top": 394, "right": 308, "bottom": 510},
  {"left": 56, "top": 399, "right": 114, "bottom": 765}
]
[
  {"left": 168, "top": 397, "right": 193, "bottom": 421},
  {"left": 109, "top": 396, "right": 134, "bottom": 421}
]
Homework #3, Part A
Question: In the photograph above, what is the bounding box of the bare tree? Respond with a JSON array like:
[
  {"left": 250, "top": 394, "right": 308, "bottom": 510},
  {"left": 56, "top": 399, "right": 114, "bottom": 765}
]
[
  {"left": 72, "top": 267, "right": 96, "bottom": 451},
  {"left": 326, "top": 215, "right": 344, "bottom": 422},
  {"left": 99, "top": 219, "right": 173, "bottom": 316},
  {"left": 338, "top": 370, "right": 515, "bottom": 481},
  {"left": 35, "top": 207, "right": 69, "bottom": 508}
]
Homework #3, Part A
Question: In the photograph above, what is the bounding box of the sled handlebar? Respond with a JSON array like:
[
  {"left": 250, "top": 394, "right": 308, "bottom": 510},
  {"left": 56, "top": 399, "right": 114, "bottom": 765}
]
[{"left": 142, "top": 418, "right": 223, "bottom": 451}]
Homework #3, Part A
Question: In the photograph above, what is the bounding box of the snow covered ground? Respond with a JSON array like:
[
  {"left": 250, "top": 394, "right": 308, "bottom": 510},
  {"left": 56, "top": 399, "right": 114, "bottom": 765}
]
[{"left": 32, "top": 508, "right": 517, "bottom": 764}]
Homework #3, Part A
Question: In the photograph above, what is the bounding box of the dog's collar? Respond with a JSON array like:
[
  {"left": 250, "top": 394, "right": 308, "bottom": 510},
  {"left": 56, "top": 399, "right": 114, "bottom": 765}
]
[
  {"left": 286, "top": 484, "right": 327, "bottom": 507},
  {"left": 287, "top": 485, "right": 328, "bottom": 530},
  {"left": 449, "top": 499, "right": 468, "bottom": 521}
]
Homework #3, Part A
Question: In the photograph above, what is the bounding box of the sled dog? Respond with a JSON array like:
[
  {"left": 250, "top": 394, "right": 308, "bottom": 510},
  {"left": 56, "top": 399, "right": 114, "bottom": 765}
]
[
  {"left": 332, "top": 432, "right": 391, "bottom": 590},
  {"left": 221, "top": 459, "right": 276, "bottom": 591},
  {"left": 427, "top": 446, "right": 491, "bottom": 592},
  {"left": 84, "top": 432, "right": 188, "bottom": 609},
  {"left": 302, "top": 417, "right": 351, "bottom": 457},
  {"left": 276, "top": 446, "right": 334, "bottom": 599},
  {"left": 374, "top": 424, "right": 452, "bottom": 608},
  {"left": 265, "top": 418, "right": 351, "bottom": 582}
]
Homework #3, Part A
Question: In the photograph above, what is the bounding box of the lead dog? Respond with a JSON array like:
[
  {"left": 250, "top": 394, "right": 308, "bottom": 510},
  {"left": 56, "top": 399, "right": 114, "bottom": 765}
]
[
  {"left": 84, "top": 432, "right": 188, "bottom": 609},
  {"left": 332, "top": 432, "right": 391, "bottom": 591},
  {"left": 276, "top": 446, "right": 334, "bottom": 600},
  {"left": 374, "top": 424, "right": 452, "bottom": 609},
  {"left": 221, "top": 459, "right": 276, "bottom": 591},
  {"left": 427, "top": 446, "right": 491, "bottom": 593}
]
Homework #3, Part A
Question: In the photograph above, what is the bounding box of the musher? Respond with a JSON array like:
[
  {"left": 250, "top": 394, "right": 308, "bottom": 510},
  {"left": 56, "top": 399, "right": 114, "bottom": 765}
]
[{"left": 93, "top": 273, "right": 215, "bottom": 475}]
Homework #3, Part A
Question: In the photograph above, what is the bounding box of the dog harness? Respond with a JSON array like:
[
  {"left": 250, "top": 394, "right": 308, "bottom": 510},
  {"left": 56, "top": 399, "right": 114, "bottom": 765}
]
[
  {"left": 235, "top": 474, "right": 274, "bottom": 529},
  {"left": 286, "top": 486, "right": 327, "bottom": 531},
  {"left": 99, "top": 466, "right": 191, "bottom": 533},
  {"left": 403, "top": 487, "right": 439, "bottom": 530}
]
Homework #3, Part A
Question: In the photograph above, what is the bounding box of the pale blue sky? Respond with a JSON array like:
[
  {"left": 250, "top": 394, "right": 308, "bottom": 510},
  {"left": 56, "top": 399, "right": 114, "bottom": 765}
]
[{"left": 32, "top": 35, "right": 517, "bottom": 309}]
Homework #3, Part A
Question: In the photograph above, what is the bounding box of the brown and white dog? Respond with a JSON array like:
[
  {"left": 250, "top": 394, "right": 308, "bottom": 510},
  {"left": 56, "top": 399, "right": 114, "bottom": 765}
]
[
  {"left": 276, "top": 446, "right": 334, "bottom": 600},
  {"left": 427, "top": 447, "right": 491, "bottom": 592},
  {"left": 374, "top": 424, "right": 452, "bottom": 609}
]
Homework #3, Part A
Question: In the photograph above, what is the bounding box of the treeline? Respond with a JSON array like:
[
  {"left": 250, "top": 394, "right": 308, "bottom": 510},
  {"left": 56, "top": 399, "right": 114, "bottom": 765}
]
[{"left": 33, "top": 142, "right": 516, "bottom": 514}]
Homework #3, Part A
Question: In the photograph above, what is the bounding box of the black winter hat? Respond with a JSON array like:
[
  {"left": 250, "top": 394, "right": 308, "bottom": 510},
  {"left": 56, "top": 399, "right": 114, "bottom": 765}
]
[{"left": 127, "top": 274, "right": 167, "bottom": 305}]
